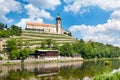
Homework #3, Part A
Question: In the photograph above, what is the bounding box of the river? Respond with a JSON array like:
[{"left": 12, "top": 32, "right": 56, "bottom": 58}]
[{"left": 0, "top": 59, "right": 119, "bottom": 80}]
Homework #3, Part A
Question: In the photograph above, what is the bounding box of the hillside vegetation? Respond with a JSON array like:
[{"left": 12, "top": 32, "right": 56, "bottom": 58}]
[
  {"left": 3, "top": 30, "right": 76, "bottom": 47},
  {"left": 59, "top": 39, "right": 120, "bottom": 59},
  {"left": 3, "top": 30, "right": 120, "bottom": 59},
  {"left": 2, "top": 30, "right": 76, "bottom": 59}
]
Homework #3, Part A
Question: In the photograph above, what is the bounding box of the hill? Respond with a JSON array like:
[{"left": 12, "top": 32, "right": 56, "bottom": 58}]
[{"left": 3, "top": 30, "right": 76, "bottom": 48}]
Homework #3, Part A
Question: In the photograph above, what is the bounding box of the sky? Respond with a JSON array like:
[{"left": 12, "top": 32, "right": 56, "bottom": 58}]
[{"left": 1, "top": 0, "right": 120, "bottom": 46}]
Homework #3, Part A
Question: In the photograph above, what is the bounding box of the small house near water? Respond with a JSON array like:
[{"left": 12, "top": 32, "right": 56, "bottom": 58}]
[{"left": 30, "top": 50, "right": 59, "bottom": 60}]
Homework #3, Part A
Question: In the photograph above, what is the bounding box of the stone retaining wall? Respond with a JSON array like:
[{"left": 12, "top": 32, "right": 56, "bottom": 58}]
[{"left": 0, "top": 57, "right": 83, "bottom": 64}]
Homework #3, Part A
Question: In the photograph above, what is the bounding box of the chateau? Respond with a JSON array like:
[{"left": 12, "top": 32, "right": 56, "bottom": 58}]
[{"left": 26, "top": 14, "right": 64, "bottom": 34}]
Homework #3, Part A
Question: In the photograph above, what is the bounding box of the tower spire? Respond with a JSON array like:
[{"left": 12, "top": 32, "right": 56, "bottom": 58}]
[
  {"left": 56, "top": 13, "right": 61, "bottom": 20},
  {"left": 57, "top": 13, "right": 60, "bottom": 17},
  {"left": 56, "top": 13, "right": 62, "bottom": 34}
]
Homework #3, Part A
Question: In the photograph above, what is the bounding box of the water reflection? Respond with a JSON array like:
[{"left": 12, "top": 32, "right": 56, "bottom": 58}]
[{"left": 0, "top": 59, "right": 119, "bottom": 80}]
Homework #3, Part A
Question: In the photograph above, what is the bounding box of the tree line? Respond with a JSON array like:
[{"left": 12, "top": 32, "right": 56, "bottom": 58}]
[
  {"left": 0, "top": 22, "right": 22, "bottom": 38},
  {"left": 6, "top": 38, "right": 58, "bottom": 60},
  {"left": 59, "top": 39, "right": 120, "bottom": 59},
  {"left": 6, "top": 38, "right": 120, "bottom": 60},
  {"left": 37, "top": 39, "right": 120, "bottom": 59}
]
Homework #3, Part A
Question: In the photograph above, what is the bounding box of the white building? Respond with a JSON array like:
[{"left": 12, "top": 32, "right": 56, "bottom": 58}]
[{"left": 26, "top": 14, "right": 64, "bottom": 34}]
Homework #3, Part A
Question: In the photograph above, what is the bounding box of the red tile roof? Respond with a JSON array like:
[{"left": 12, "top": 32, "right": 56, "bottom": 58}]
[{"left": 26, "top": 22, "right": 55, "bottom": 27}]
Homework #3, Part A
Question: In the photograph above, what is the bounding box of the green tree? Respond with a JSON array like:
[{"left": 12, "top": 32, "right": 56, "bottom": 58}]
[
  {"left": 59, "top": 43, "right": 73, "bottom": 56},
  {"left": 17, "top": 39, "right": 24, "bottom": 49},
  {"left": 40, "top": 39, "right": 58, "bottom": 49},
  {"left": 24, "top": 41, "right": 31, "bottom": 48},
  {"left": 45, "top": 39, "right": 53, "bottom": 48},
  {"left": 9, "top": 50, "right": 20, "bottom": 59},
  {"left": 0, "top": 30, "right": 8, "bottom": 38},
  {"left": 7, "top": 39, "right": 17, "bottom": 52},
  {"left": 59, "top": 39, "right": 120, "bottom": 59},
  {"left": 5, "top": 24, "right": 7, "bottom": 28},
  {"left": 6, "top": 38, "right": 32, "bottom": 60},
  {"left": 52, "top": 41, "right": 58, "bottom": 49},
  {"left": 0, "top": 23, "right": 22, "bottom": 38},
  {"left": 19, "top": 49, "right": 29, "bottom": 60},
  {"left": 40, "top": 41, "right": 46, "bottom": 49},
  {"left": 10, "top": 25, "right": 22, "bottom": 36},
  {"left": 0, "top": 23, "right": 5, "bottom": 30}
]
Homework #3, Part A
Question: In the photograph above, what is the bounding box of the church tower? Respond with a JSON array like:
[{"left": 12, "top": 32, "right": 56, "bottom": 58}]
[{"left": 56, "top": 13, "right": 63, "bottom": 34}]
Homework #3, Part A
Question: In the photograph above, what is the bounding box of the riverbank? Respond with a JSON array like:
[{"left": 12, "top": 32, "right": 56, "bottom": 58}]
[
  {"left": 84, "top": 57, "right": 120, "bottom": 62},
  {"left": 0, "top": 57, "right": 83, "bottom": 65},
  {"left": 0, "top": 57, "right": 119, "bottom": 65}
]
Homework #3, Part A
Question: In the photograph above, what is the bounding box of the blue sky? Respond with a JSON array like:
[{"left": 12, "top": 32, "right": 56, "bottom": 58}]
[{"left": 1, "top": 0, "right": 120, "bottom": 46}]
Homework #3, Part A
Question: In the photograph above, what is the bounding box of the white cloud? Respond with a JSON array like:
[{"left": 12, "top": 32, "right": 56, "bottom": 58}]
[
  {"left": 69, "top": 19, "right": 120, "bottom": 46},
  {"left": 16, "top": 18, "right": 43, "bottom": 29},
  {"left": 16, "top": 4, "right": 53, "bottom": 29},
  {"left": 110, "top": 9, "right": 120, "bottom": 20},
  {"left": 64, "top": 0, "right": 120, "bottom": 14},
  {"left": 25, "top": 4, "right": 53, "bottom": 19},
  {"left": 24, "top": 0, "right": 61, "bottom": 10},
  {"left": 0, "top": 0, "right": 21, "bottom": 23},
  {"left": 66, "top": 0, "right": 120, "bottom": 46}
]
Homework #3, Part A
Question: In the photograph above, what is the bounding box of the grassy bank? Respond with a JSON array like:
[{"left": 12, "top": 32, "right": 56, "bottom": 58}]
[{"left": 93, "top": 72, "right": 120, "bottom": 80}]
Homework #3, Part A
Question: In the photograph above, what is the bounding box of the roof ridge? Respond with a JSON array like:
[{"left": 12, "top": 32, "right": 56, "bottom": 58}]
[{"left": 26, "top": 22, "right": 55, "bottom": 27}]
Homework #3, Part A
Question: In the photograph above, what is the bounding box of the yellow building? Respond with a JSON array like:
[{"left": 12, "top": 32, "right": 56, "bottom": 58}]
[{"left": 26, "top": 14, "right": 64, "bottom": 34}]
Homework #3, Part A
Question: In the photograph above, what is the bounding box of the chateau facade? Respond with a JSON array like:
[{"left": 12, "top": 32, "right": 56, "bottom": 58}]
[{"left": 26, "top": 14, "right": 64, "bottom": 34}]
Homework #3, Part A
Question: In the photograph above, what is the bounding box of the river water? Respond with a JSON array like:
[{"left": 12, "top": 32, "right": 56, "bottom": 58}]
[{"left": 0, "top": 59, "right": 120, "bottom": 80}]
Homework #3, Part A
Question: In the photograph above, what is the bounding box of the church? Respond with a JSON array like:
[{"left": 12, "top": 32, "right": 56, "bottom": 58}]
[{"left": 26, "top": 14, "right": 64, "bottom": 34}]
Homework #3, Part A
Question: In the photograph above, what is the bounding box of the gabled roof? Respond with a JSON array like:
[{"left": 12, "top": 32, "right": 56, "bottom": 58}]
[{"left": 26, "top": 22, "right": 55, "bottom": 27}]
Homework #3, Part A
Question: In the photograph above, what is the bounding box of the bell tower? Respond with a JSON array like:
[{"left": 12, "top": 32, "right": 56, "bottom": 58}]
[{"left": 56, "top": 13, "right": 62, "bottom": 34}]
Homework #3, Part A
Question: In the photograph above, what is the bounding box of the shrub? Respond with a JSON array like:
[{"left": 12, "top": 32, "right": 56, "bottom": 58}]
[
  {"left": 0, "top": 56, "right": 3, "bottom": 60},
  {"left": 104, "top": 61, "right": 112, "bottom": 66}
]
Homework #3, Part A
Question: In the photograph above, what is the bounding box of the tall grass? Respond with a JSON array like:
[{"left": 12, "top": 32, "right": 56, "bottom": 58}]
[{"left": 93, "top": 72, "right": 120, "bottom": 80}]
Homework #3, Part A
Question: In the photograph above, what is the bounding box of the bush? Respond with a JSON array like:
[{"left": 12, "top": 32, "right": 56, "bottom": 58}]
[
  {"left": 5, "top": 61, "right": 11, "bottom": 65},
  {"left": 104, "top": 61, "right": 112, "bottom": 66},
  {"left": 0, "top": 56, "right": 3, "bottom": 60}
]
